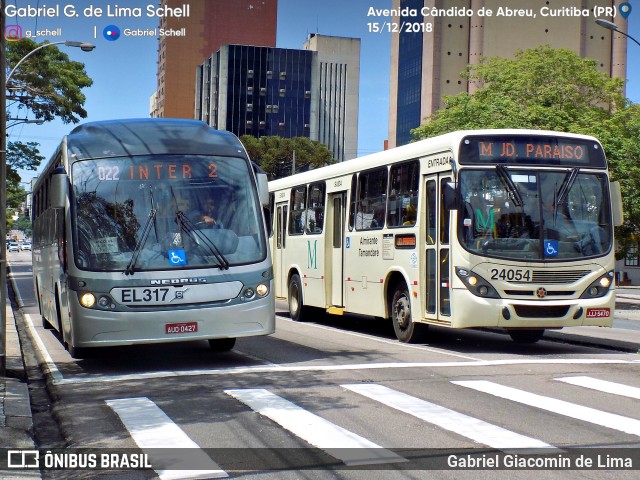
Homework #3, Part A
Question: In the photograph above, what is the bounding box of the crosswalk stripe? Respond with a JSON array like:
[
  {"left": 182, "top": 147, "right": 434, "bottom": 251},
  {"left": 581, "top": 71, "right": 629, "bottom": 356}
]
[
  {"left": 225, "top": 388, "right": 406, "bottom": 466},
  {"left": 342, "top": 383, "right": 555, "bottom": 451},
  {"left": 555, "top": 376, "right": 640, "bottom": 399},
  {"left": 106, "top": 397, "right": 227, "bottom": 480},
  {"left": 453, "top": 380, "right": 640, "bottom": 437}
]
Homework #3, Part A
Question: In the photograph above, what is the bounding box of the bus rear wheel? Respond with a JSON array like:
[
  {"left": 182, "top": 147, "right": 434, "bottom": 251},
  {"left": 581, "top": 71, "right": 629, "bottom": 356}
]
[
  {"left": 390, "top": 282, "right": 427, "bottom": 343},
  {"left": 209, "top": 338, "right": 236, "bottom": 351},
  {"left": 288, "top": 274, "right": 309, "bottom": 321},
  {"left": 508, "top": 329, "right": 545, "bottom": 344}
]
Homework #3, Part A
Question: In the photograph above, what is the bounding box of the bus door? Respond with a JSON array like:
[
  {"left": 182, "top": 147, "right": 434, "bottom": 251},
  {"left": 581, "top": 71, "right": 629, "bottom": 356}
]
[
  {"left": 424, "top": 176, "right": 452, "bottom": 321},
  {"left": 326, "top": 192, "right": 347, "bottom": 307},
  {"left": 274, "top": 203, "right": 288, "bottom": 298}
]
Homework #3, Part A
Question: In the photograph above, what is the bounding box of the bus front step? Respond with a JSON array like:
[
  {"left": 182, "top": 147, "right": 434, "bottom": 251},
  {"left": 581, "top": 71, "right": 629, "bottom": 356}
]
[{"left": 327, "top": 306, "right": 345, "bottom": 315}]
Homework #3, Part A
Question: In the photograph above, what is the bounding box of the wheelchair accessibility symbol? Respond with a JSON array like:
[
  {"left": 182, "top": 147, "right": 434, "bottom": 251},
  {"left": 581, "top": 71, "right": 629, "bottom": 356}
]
[
  {"left": 544, "top": 240, "right": 559, "bottom": 257},
  {"left": 168, "top": 249, "right": 187, "bottom": 266}
]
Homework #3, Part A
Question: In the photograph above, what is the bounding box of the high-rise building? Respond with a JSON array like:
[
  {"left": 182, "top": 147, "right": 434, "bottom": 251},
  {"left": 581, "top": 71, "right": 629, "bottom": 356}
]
[
  {"left": 196, "top": 45, "right": 315, "bottom": 138},
  {"left": 154, "top": 0, "right": 277, "bottom": 119},
  {"left": 304, "top": 34, "right": 361, "bottom": 161},
  {"left": 196, "top": 35, "right": 361, "bottom": 162},
  {"left": 388, "top": 0, "right": 628, "bottom": 147}
]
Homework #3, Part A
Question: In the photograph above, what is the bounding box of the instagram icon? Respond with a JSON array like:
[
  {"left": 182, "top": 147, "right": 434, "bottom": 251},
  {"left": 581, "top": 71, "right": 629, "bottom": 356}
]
[{"left": 5, "top": 24, "right": 23, "bottom": 41}]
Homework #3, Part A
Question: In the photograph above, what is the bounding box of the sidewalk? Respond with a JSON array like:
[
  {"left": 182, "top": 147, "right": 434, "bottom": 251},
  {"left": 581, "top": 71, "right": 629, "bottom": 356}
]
[{"left": 1, "top": 303, "right": 40, "bottom": 479}]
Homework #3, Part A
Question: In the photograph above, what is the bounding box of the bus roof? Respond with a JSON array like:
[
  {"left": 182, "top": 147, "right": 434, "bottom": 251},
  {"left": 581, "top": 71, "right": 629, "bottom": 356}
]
[
  {"left": 66, "top": 118, "right": 247, "bottom": 160},
  {"left": 269, "top": 128, "right": 602, "bottom": 191}
]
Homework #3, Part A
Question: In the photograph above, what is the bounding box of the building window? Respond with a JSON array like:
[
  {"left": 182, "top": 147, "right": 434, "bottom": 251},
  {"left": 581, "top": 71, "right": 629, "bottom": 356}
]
[{"left": 625, "top": 245, "right": 639, "bottom": 266}]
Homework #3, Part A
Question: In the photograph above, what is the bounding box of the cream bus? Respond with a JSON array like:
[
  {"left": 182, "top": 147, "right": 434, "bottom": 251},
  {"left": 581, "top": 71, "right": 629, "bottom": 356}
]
[{"left": 269, "top": 129, "right": 623, "bottom": 344}]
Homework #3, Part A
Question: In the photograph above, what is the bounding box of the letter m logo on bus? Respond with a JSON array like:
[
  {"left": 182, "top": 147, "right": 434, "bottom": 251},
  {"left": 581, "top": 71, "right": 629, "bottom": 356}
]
[
  {"left": 307, "top": 240, "right": 318, "bottom": 269},
  {"left": 475, "top": 208, "right": 495, "bottom": 232}
]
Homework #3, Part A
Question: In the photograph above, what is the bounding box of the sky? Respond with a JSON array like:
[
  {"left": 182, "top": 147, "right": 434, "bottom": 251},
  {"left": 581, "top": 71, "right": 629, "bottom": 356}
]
[{"left": 4, "top": 0, "right": 640, "bottom": 186}]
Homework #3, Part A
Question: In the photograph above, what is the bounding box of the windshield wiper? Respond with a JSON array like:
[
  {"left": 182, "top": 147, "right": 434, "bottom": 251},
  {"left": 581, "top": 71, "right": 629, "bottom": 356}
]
[
  {"left": 555, "top": 168, "right": 579, "bottom": 208},
  {"left": 175, "top": 211, "right": 230, "bottom": 270},
  {"left": 125, "top": 206, "right": 158, "bottom": 275},
  {"left": 495, "top": 165, "right": 524, "bottom": 207}
]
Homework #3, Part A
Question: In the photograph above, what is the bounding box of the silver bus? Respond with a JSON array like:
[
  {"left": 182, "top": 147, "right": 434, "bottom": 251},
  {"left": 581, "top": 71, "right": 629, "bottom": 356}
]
[{"left": 32, "top": 119, "right": 274, "bottom": 357}]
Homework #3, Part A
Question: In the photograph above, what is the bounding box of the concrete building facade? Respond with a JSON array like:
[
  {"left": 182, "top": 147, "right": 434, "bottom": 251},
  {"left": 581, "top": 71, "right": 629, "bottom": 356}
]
[{"left": 388, "top": 0, "right": 628, "bottom": 147}]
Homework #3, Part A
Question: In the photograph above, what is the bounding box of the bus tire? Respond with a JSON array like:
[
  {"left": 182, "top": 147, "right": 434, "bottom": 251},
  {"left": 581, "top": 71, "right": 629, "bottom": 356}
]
[
  {"left": 288, "top": 274, "right": 309, "bottom": 321},
  {"left": 67, "top": 342, "right": 91, "bottom": 359},
  {"left": 209, "top": 338, "right": 236, "bottom": 351},
  {"left": 508, "top": 329, "right": 545, "bottom": 344},
  {"left": 390, "top": 282, "right": 427, "bottom": 343}
]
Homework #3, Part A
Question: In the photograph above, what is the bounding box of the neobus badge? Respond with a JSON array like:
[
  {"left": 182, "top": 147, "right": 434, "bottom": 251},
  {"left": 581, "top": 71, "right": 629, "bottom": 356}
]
[{"left": 150, "top": 278, "right": 208, "bottom": 285}]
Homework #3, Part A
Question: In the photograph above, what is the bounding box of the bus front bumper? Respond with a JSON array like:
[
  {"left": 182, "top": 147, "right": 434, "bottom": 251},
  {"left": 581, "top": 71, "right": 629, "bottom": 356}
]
[
  {"left": 68, "top": 295, "right": 275, "bottom": 348},
  {"left": 448, "top": 288, "right": 615, "bottom": 329}
]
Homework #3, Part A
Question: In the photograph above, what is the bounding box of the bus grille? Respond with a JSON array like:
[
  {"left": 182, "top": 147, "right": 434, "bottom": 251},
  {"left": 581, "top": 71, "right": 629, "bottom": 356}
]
[
  {"left": 513, "top": 305, "right": 570, "bottom": 318},
  {"left": 529, "top": 270, "right": 591, "bottom": 284}
]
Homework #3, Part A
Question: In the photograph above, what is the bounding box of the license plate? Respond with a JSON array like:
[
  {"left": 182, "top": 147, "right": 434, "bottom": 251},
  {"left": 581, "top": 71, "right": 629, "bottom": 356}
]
[
  {"left": 165, "top": 322, "right": 198, "bottom": 334},
  {"left": 113, "top": 287, "right": 184, "bottom": 305},
  {"left": 586, "top": 308, "right": 610, "bottom": 318}
]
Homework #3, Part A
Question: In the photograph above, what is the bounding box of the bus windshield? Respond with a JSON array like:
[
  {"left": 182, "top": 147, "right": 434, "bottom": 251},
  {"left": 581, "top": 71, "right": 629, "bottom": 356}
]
[
  {"left": 458, "top": 168, "right": 612, "bottom": 261},
  {"left": 72, "top": 155, "right": 265, "bottom": 271}
]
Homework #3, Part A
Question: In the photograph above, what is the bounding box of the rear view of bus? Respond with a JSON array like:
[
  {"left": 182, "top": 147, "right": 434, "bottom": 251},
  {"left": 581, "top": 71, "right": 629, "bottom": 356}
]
[{"left": 31, "top": 119, "right": 274, "bottom": 358}]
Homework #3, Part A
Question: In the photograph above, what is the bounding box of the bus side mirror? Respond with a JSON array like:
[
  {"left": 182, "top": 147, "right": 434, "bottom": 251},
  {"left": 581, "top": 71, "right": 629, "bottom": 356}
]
[
  {"left": 252, "top": 162, "right": 270, "bottom": 207},
  {"left": 257, "top": 172, "right": 269, "bottom": 207},
  {"left": 443, "top": 182, "right": 458, "bottom": 211},
  {"left": 610, "top": 181, "right": 624, "bottom": 227},
  {"left": 51, "top": 167, "right": 68, "bottom": 209}
]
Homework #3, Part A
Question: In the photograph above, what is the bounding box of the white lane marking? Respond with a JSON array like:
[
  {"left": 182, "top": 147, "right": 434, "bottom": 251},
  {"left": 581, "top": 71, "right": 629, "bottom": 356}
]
[
  {"left": 342, "top": 384, "right": 555, "bottom": 452},
  {"left": 24, "top": 313, "right": 64, "bottom": 384},
  {"left": 555, "top": 376, "right": 640, "bottom": 400},
  {"left": 225, "top": 388, "right": 406, "bottom": 466},
  {"left": 106, "top": 397, "right": 227, "bottom": 479},
  {"left": 53, "top": 358, "right": 640, "bottom": 385},
  {"left": 453, "top": 380, "right": 640, "bottom": 437},
  {"left": 276, "top": 313, "right": 480, "bottom": 360}
]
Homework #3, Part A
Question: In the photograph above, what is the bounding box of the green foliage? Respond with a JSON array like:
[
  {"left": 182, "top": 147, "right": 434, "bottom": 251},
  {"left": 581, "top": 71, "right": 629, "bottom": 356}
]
[
  {"left": 12, "top": 216, "right": 32, "bottom": 237},
  {"left": 7, "top": 39, "right": 93, "bottom": 123},
  {"left": 240, "top": 135, "right": 335, "bottom": 179},
  {"left": 411, "top": 45, "right": 640, "bottom": 257},
  {"left": 5, "top": 40, "right": 92, "bottom": 231}
]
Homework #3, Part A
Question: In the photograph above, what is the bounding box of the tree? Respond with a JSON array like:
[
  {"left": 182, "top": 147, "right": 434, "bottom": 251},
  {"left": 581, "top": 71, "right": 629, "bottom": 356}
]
[
  {"left": 5, "top": 39, "right": 93, "bottom": 229},
  {"left": 240, "top": 135, "right": 335, "bottom": 180},
  {"left": 7, "top": 38, "right": 93, "bottom": 123},
  {"left": 411, "top": 45, "right": 640, "bottom": 257}
]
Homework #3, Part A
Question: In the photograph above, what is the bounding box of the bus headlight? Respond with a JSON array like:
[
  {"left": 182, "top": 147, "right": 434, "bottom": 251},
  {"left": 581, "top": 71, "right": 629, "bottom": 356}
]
[
  {"left": 455, "top": 267, "right": 501, "bottom": 299},
  {"left": 79, "top": 292, "right": 96, "bottom": 308},
  {"left": 580, "top": 271, "right": 614, "bottom": 298},
  {"left": 256, "top": 283, "right": 269, "bottom": 297}
]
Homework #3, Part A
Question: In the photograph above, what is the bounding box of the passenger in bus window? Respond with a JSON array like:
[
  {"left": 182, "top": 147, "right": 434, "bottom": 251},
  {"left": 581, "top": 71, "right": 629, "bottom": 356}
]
[
  {"left": 403, "top": 204, "right": 417, "bottom": 226},
  {"left": 371, "top": 208, "right": 385, "bottom": 229}
]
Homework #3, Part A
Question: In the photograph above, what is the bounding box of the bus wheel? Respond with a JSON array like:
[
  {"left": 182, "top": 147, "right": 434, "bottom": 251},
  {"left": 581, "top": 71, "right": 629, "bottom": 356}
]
[
  {"left": 391, "top": 282, "right": 426, "bottom": 343},
  {"left": 508, "top": 329, "right": 545, "bottom": 344},
  {"left": 209, "top": 338, "right": 236, "bottom": 351},
  {"left": 288, "top": 274, "right": 308, "bottom": 321}
]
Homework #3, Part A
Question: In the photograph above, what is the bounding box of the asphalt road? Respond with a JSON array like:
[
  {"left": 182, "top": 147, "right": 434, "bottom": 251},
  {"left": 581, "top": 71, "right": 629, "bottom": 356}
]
[{"left": 7, "top": 250, "right": 640, "bottom": 480}]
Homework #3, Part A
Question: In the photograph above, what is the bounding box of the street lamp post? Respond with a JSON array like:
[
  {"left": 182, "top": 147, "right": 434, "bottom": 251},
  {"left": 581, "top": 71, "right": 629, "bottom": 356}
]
[
  {"left": 595, "top": 18, "right": 640, "bottom": 47},
  {"left": 0, "top": 36, "right": 95, "bottom": 376}
]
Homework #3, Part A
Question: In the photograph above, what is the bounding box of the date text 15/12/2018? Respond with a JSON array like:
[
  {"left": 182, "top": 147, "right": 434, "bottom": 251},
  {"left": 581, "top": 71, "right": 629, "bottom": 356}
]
[{"left": 367, "top": 22, "right": 433, "bottom": 33}]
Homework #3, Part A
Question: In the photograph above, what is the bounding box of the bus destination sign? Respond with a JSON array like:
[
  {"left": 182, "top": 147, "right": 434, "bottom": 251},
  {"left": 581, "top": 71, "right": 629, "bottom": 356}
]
[{"left": 459, "top": 135, "right": 607, "bottom": 168}]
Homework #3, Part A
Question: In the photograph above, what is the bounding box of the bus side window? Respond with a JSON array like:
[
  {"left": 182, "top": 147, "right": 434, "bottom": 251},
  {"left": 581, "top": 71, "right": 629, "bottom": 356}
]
[
  {"left": 306, "top": 182, "right": 325, "bottom": 234},
  {"left": 356, "top": 167, "right": 387, "bottom": 231},
  {"left": 289, "top": 186, "right": 306, "bottom": 236},
  {"left": 348, "top": 174, "right": 357, "bottom": 231},
  {"left": 388, "top": 160, "right": 419, "bottom": 228}
]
